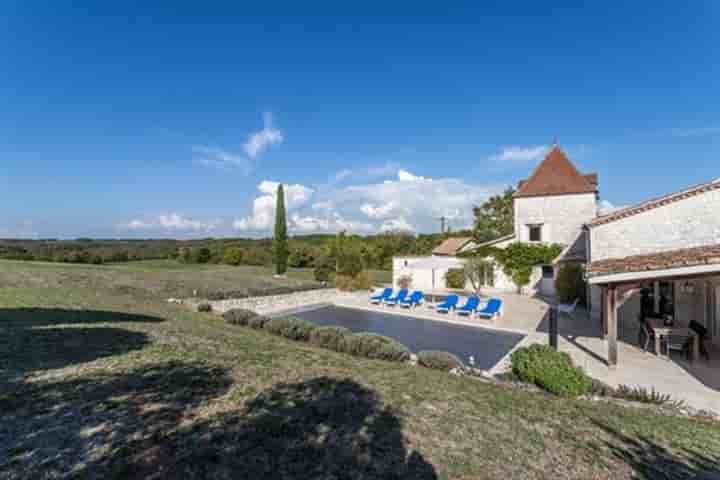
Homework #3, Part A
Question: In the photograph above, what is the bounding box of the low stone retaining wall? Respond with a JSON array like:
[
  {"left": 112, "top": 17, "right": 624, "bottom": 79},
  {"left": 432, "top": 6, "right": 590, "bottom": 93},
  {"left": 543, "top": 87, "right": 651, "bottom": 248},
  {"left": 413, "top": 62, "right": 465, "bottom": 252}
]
[{"left": 206, "top": 288, "right": 341, "bottom": 315}]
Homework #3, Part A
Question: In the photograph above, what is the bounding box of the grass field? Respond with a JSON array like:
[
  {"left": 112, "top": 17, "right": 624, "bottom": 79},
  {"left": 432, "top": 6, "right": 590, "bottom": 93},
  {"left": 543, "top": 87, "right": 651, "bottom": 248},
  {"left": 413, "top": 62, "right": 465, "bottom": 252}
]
[{"left": 1, "top": 260, "right": 719, "bottom": 479}]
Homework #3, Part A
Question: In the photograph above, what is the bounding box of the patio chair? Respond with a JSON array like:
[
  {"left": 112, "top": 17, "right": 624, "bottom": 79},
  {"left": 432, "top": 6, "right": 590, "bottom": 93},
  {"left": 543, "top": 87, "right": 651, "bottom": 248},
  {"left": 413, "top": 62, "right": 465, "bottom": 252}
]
[
  {"left": 665, "top": 334, "right": 693, "bottom": 361},
  {"left": 557, "top": 298, "right": 580, "bottom": 318},
  {"left": 399, "top": 291, "right": 424, "bottom": 309},
  {"left": 383, "top": 289, "right": 408, "bottom": 306},
  {"left": 370, "top": 288, "right": 393, "bottom": 304},
  {"left": 435, "top": 294, "right": 459, "bottom": 313},
  {"left": 477, "top": 298, "right": 503, "bottom": 319},
  {"left": 456, "top": 296, "right": 481, "bottom": 316},
  {"left": 689, "top": 320, "right": 711, "bottom": 361},
  {"left": 636, "top": 314, "right": 657, "bottom": 353}
]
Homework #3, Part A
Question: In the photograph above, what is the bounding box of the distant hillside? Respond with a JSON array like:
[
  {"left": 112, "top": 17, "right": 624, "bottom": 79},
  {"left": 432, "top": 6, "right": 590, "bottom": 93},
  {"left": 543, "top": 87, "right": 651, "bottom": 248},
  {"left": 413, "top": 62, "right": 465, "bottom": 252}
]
[{"left": 0, "top": 231, "right": 473, "bottom": 270}]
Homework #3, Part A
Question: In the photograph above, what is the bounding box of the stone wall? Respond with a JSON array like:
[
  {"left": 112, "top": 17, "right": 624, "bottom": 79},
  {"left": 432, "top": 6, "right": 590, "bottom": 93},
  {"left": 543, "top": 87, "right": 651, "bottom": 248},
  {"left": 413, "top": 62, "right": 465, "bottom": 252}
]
[
  {"left": 589, "top": 189, "right": 720, "bottom": 262},
  {"left": 514, "top": 193, "right": 597, "bottom": 246},
  {"left": 207, "top": 288, "right": 341, "bottom": 315}
]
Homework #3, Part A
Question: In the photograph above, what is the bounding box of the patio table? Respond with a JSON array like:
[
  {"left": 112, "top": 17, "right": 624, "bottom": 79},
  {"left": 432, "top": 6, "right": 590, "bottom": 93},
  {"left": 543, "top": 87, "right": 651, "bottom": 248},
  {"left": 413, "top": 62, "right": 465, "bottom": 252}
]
[{"left": 646, "top": 317, "right": 700, "bottom": 362}]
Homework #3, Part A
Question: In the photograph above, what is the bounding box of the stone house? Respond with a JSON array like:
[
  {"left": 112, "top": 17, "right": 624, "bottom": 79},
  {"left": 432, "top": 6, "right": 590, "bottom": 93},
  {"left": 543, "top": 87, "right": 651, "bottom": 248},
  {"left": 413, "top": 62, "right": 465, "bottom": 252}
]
[
  {"left": 393, "top": 145, "right": 599, "bottom": 296},
  {"left": 392, "top": 145, "right": 720, "bottom": 362}
]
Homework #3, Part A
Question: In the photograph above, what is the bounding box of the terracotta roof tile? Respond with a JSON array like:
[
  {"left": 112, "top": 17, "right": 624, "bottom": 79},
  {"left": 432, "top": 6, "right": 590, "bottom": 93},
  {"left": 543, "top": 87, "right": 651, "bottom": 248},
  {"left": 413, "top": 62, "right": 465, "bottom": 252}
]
[
  {"left": 587, "top": 244, "right": 720, "bottom": 277},
  {"left": 590, "top": 178, "right": 720, "bottom": 227},
  {"left": 432, "top": 237, "right": 473, "bottom": 256},
  {"left": 514, "top": 146, "right": 598, "bottom": 198}
]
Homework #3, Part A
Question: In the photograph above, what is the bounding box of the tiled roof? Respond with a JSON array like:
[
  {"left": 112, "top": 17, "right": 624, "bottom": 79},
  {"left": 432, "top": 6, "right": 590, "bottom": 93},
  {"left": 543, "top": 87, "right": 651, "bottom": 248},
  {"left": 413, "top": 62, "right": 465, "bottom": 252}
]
[
  {"left": 587, "top": 244, "right": 720, "bottom": 277},
  {"left": 589, "top": 178, "right": 720, "bottom": 227},
  {"left": 514, "top": 146, "right": 598, "bottom": 198},
  {"left": 432, "top": 237, "right": 473, "bottom": 256}
]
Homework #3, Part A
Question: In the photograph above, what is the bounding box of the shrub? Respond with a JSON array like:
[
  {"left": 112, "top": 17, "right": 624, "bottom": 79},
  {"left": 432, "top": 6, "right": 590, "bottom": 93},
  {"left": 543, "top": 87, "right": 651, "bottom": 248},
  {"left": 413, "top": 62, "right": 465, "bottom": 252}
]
[
  {"left": 314, "top": 255, "right": 335, "bottom": 282},
  {"left": 264, "top": 316, "right": 316, "bottom": 341},
  {"left": 335, "top": 272, "right": 372, "bottom": 291},
  {"left": 417, "top": 350, "right": 464, "bottom": 371},
  {"left": 343, "top": 333, "right": 410, "bottom": 362},
  {"left": 396, "top": 274, "right": 412, "bottom": 290},
  {"left": 222, "top": 247, "right": 244, "bottom": 266},
  {"left": 197, "top": 302, "right": 212, "bottom": 313},
  {"left": 351, "top": 271, "right": 372, "bottom": 290},
  {"left": 247, "top": 315, "right": 270, "bottom": 329},
  {"left": 444, "top": 269, "right": 465, "bottom": 289},
  {"left": 555, "top": 263, "right": 586, "bottom": 304},
  {"left": 510, "top": 344, "right": 592, "bottom": 398},
  {"left": 222, "top": 308, "right": 258, "bottom": 326},
  {"left": 614, "top": 385, "right": 685, "bottom": 408},
  {"left": 309, "top": 326, "right": 351, "bottom": 351}
]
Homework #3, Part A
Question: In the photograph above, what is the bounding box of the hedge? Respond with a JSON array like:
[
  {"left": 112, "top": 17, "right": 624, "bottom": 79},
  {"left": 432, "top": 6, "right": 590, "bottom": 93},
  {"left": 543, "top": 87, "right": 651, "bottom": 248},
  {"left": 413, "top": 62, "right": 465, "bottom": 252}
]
[
  {"left": 264, "top": 316, "right": 317, "bottom": 341},
  {"left": 247, "top": 315, "right": 270, "bottom": 329},
  {"left": 222, "top": 308, "right": 258, "bottom": 326},
  {"left": 417, "top": 350, "right": 464, "bottom": 371},
  {"left": 510, "top": 344, "right": 592, "bottom": 398},
  {"left": 309, "top": 326, "right": 351, "bottom": 351},
  {"left": 343, "top": 333, "right": 410, "bottom": 362}
]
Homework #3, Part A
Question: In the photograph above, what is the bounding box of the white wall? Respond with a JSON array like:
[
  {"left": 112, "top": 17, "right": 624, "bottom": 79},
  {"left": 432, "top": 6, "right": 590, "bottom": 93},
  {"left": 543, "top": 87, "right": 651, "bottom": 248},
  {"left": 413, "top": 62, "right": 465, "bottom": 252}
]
[
  {"left": 392, "top": 256, "right": 517, "bottom": 293},
  {"left": 590, "top": 188, "right": 720, "bottom": 262},
  {"left": 514, "top": 193, "right": 597, "bottom": 246}
]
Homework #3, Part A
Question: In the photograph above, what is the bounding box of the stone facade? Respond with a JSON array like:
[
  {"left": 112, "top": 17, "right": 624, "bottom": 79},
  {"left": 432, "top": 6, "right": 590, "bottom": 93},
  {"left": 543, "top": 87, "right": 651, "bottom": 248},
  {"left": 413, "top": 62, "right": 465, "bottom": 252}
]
[
  {"left": 589, "top": 188, "right": 720, "bottom": 262},
  {"left": 514, "top": 193, "right": 597, "bottom": 246}
]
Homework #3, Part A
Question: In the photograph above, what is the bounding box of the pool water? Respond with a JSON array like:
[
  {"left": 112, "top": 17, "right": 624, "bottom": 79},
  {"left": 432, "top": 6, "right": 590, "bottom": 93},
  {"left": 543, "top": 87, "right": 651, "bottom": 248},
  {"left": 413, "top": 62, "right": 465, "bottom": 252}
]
[{"left": 293, "top": 305, "right": 525, "bottom": 370}]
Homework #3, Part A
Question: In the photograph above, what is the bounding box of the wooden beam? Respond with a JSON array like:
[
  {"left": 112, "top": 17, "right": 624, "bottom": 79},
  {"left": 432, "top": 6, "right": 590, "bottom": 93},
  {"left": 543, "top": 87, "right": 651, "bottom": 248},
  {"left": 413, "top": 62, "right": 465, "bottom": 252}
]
[{"left": 606, "top": 285, "right": 618, "bottom": 368}]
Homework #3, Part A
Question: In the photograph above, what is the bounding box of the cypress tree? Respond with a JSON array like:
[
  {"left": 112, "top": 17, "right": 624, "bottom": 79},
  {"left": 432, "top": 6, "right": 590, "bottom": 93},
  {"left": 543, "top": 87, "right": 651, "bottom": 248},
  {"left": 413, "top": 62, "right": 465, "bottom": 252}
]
[{"left": 273, "top": 184, "right": 289, "bottom": 275}]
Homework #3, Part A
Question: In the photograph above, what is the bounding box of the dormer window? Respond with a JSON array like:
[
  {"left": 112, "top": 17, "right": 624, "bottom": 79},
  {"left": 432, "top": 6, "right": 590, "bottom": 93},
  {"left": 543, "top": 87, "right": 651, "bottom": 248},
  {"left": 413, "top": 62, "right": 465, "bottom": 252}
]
[{"left": 528, "top": 224, "right": 543, "bottom": 242}]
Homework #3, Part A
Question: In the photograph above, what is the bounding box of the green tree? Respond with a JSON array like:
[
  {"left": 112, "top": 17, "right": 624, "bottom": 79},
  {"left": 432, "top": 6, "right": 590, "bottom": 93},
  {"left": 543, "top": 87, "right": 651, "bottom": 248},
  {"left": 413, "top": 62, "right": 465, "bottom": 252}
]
[
  {"left": 222, "top": 247, "right": 244, "bottom": 266},
  {"left": 273, "top": 184, "right": 289, "bottom": 275},
  {"left": 473, "top": 187, "right": 515, "bottom": 243},
  {"left": 191, "top": 247, "right": 212, "bottom": 264}
]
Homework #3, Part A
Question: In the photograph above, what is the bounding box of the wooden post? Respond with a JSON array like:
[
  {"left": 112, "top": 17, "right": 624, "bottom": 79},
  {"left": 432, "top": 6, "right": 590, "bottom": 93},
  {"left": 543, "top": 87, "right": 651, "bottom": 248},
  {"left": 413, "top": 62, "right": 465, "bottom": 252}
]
[
  {"left": 600, "top": 287, "right": 606, "bottom": 339},
  {"left": 606, "top": 285, "right": 618, "bottom": 368},
  {"left": 549, "top": 306, "right": 558, "bottom": 350}
]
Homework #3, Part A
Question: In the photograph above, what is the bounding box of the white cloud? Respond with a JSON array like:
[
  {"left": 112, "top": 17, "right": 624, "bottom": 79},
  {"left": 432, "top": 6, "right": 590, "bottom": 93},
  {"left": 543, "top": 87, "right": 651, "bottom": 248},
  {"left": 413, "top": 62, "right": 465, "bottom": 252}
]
[
  {"left": 193, "top": 113, "right": 283, "bottom": 174},
  {"left": 120, "top": 213, "right": 220, "bottom": 233},
  {"left": 396, "top": 169, "right": 428, "bottom": 182},
  {"left": 380, "top": 217, "right": 414, "bottom": 232},
  {"left": 234, "top": 181, "right": 314, "bottom": 231},
  {"left": 243, "top": 112, "right": 284, "bottom": 159},
  {"left": 491, "top": 145, "right": 546, "bottom": 163},
  {"left": 232, "top": 168, "right": 499, "bottom": 236},
  {"left": 192, "top": 146, "right": 252, "bottom": 174},
  {"left": 360, "top": 202, "right": 398, "bottom": 219}
]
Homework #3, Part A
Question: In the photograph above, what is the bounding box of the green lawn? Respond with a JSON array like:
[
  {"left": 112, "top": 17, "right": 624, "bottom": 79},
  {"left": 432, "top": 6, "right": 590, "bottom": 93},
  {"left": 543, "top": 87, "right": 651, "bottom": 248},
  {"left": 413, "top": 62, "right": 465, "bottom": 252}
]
[{"left": 0, "top": 260, "right": 718, "bottom": 479}]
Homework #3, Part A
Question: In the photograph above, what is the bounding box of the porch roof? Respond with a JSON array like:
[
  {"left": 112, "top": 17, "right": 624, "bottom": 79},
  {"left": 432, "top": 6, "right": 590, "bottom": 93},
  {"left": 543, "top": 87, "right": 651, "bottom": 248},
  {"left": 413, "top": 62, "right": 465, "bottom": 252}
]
[{"left": 588, "top": 244, "right": 720, "bottom": 284}]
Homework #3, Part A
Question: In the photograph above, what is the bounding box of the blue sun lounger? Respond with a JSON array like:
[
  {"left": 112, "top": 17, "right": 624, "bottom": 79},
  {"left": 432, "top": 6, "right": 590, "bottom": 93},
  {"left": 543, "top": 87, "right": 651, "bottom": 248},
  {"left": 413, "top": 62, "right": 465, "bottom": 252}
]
[
  {"left": 399, "top": 291, "right": 424, "bottom": 308},
  {"left": 435, "top": 294, "right": 459, "bottom": 313},
  {"left": 456, "top": 296, "right": 481, "bottom": 316},
  {"left": 384, "top": 289, "right": 408, "bottom": 306},
  {"left": 477, "top": 298, "right": 503, "bottom": 319},
  {"left": 370, "top": 288, "right": 393, "bottom": 304}
]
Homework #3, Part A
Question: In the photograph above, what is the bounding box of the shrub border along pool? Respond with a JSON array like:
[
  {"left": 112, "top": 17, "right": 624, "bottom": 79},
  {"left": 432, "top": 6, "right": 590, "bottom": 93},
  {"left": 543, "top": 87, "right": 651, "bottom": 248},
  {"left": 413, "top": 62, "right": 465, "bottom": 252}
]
[
  {"left": 218, "top": 308, "right": 699, "bottom": 416},
  {"left": 222, "top": 308, "right": 414, "bottom": 364}
]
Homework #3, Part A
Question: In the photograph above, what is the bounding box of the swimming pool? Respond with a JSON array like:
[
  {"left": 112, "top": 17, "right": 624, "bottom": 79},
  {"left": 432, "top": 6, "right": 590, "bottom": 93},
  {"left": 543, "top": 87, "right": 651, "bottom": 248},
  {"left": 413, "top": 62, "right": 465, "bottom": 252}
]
[{"left": 293, "top": 305, "right": 525, "bottom": 370}]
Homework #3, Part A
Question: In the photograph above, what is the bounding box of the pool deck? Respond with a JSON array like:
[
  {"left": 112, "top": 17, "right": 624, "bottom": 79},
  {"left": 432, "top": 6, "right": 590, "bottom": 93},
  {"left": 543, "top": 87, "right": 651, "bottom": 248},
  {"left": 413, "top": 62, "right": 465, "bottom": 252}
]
[
  {"left": 247, "top": 289, "right": 720, "bottom": 414},
  {"left": 335, "top": 291, "right": 720, "bottom": 415}
]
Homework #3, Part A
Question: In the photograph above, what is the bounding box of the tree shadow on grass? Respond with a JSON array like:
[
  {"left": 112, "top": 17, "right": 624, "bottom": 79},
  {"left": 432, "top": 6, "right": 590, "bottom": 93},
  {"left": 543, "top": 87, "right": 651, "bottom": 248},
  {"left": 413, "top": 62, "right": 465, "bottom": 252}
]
[
  {"left": 0, "top": 307, "right": 165, "bottom": 327},
  {"left": 167, "top": 376, "right": 438, "bottom": 479},
  {"left": 0, "top": 308, "right": 163, "bottom": 381},
  {"left": 591, "top": 419, "right": 720, "bottom": 479},
  {"left": 1, "top": 361, "right": 233, "bottom": 478},
  {"left": 3, "top": 369, "right": 436, "bottom": 479}
]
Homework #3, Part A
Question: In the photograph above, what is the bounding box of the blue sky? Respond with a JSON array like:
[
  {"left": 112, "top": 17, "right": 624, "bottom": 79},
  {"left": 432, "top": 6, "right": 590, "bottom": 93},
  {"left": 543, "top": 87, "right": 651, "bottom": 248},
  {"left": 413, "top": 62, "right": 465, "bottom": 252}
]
[{"left": 1, "top": 2, "right": 719, "bottom": 238}]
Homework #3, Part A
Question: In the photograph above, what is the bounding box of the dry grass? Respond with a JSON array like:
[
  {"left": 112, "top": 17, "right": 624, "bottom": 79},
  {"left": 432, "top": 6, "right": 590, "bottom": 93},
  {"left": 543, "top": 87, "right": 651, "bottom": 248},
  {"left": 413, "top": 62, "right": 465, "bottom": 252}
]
[{"left": 1, "top": 260, "right": 719, "bottom": 479}]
